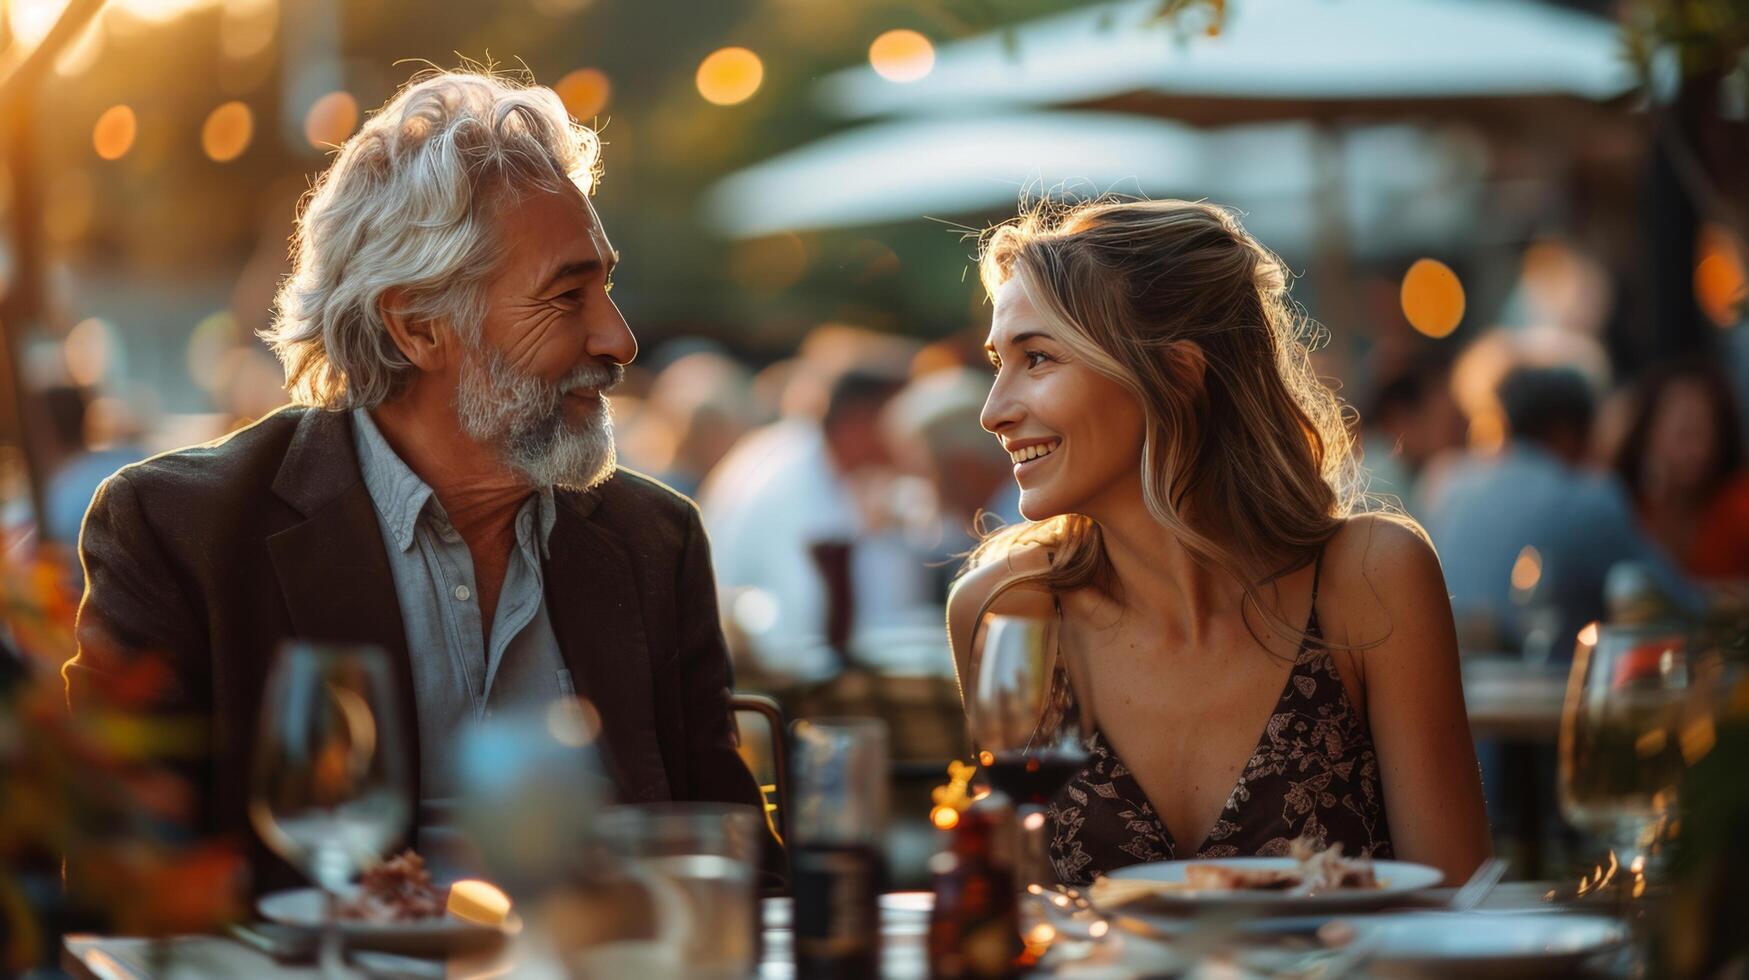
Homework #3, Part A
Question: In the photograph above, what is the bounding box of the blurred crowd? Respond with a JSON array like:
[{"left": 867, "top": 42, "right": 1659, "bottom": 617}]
[{"left": 16, "top": 275, "right": 1749, "bottom": 715}]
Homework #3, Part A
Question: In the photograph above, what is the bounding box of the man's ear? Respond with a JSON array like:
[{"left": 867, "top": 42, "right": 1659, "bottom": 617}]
[{"left": 379, "top": 287, "right": 447, "bottom": 370}]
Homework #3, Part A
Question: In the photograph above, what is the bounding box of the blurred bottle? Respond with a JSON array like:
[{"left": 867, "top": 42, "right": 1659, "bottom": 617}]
[
  {"left": 791, "top": 719, "right": 888, "bottom": 979},
  {"left": 928, "top": 796, "right": 1022, "bottom": 979}
]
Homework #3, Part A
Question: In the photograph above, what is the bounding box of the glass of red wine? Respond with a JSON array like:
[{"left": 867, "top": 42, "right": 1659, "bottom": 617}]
[{"left": 967, "top": 613, "right": 1095, "bottom": 887}]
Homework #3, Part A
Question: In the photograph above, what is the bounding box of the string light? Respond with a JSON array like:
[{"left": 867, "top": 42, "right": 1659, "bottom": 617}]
[{"left": 696, "top": 47, "right": 763, "bottom": 106}]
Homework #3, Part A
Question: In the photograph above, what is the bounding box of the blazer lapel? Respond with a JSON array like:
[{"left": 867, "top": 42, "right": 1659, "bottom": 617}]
[
  {"left": 544, "top": 493, "right": 670, "bottom": 803},
  {"left": 264, "top": 410, "right": 421, "bottom": 809}
]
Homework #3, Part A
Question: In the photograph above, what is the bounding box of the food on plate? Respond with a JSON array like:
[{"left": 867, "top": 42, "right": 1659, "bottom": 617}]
[
  {"left": 1184, "top": 840, "right": 1378, "bottom": 896},
  {"left": 337, "top": 850, "right": 448, "bottom": 922},
  {"left": 1286, "top": 839, "right": 1378, "bottom": 895},
  {"left": 1085, "top": 839, "right": 1383, "bottom": 908}
]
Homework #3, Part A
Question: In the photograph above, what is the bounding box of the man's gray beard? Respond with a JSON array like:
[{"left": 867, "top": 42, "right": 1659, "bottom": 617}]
[{"left": 454, "top": 343, "right": 619, "bottom": 491}]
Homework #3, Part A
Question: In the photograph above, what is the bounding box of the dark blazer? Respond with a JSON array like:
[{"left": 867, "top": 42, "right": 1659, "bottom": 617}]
[{"left": 64, "top": 405, "right": 771, "bottom": 891}]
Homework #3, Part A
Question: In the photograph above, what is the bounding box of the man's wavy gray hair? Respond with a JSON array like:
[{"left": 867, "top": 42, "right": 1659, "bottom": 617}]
[{"left": 263, "top": 69, "right": 601, "bottom": 410}]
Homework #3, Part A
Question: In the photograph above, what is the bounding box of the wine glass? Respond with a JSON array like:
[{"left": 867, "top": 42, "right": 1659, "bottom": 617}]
[
  {"left": 249, "top": 643, "right": 411, "bottom": 975},
  {"left": 967, "top": 614, "right": 1095, "bottom": 884},
  {"left": 1558, "top": 622, "right": 1705, "bottom": 873}
]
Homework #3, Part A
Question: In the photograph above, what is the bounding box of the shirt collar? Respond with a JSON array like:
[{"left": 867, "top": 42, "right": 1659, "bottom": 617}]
[
  {"left": 352, "top": 408, "right": 436, "bottom": 554},
  {"left": 352, "top": 408, "right": 559, "bottom": 557}
]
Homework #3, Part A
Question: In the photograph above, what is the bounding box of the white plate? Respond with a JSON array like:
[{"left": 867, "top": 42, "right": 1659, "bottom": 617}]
[
  {"left": 1346, "top": 911, "right": 1627, "bottom": 977},
  {"left": 1099, "top": 856, "right": 1443, "bottom": 914},
  {"left": 257, "top": 887, "right": 519, "bottom": 955}
]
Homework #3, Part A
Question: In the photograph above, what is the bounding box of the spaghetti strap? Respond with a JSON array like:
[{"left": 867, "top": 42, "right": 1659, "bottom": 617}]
[{"left": 1309, "top": 543, "right": 1327, "bottom": 607}]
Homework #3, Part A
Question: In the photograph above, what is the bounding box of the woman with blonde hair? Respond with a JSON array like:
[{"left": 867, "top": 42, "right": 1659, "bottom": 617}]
[{"left": 949, "top": 197, "right": 1490, "bottom": 885}]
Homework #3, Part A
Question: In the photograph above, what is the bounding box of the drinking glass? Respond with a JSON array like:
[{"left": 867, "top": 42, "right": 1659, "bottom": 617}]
[
  {"left": 581, "top": 803, "right": 762, "bottom": 980},
  {"left": 1558, "top": 622, "right": 1725, "bottom": 869},
  {"left": 968, "top": 614, "right": 1093, "bottom": 814},
  {"left": 249, "top": 643, "right": 411, "bottom": 975},
  {"left": 966, "top": 612, "right": 1095, "bottom": 904},
  {"left": 790, "top": 718, "right": 888, "bottom": 980}
]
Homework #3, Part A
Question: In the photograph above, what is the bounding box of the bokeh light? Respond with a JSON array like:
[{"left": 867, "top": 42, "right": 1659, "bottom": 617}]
[
  {"left": 201, "top": 101, "right": 254, "bottom": 162},
  {"left": 64, "top": 318, "right": 117, "bottom": 386},
  {"left": 219, "top": 0, "right": 278, "bottom": 61},
  {"left": 869, "top": 29, "right": 935, "bottom": 83},
  {"left": 1400, "top": 258, "right": 1465, "bottom": 338},
  {"left": 8, "top": 0, "right": 70, "bottom": 47},
  {"left": 302, "top": 91, "right": 359, "bottom": 149},
  {"left": 92, "top": 106, "right": 138, "bottom": 161},
  {"left": 54, "top": 16, "right": 104, "bottom": 77},
  {"left": 554, "top": 68, "right": 612, "bottom": 121},
  {"left": 696, "top": 47, "right": 764, "bottom": 106},
  {"left": 1695, "top": 223, "right": 1746, "bottom": 328},
  {"left": 730, "top": 232, "right": 809, "bottom": 292},
  {"left": 1510, "top": 545, "right": 1542, "bottom": 593}
]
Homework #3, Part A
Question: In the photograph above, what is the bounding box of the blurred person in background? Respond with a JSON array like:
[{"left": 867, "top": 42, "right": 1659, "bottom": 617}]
[
  {"left": 636, "top": 349, "right": 763, "bottom": 498},
  {"left": 63, "top": 70, "right": 772, "bottom": 890},
  {"left": 1424, "top": 365, "right": 1696, "bottom": 654},
  {"left": 1612, "top": 359, "right": 1749, "bottom": 583},
  {"left": 951, "top": 198, "right": 1489, "bottom": 885},
  {"left": 1360, "top": 354, "right": 1465, "bottom": 517},
  {"left": 44, "top": 390, "right": 149, "bottom": 552},
  {"left": 882, "top": 368, "right": 1019, "bottom": 600},
  {"left": 702, "top": 363, "right": 936, "bottom": 685}
]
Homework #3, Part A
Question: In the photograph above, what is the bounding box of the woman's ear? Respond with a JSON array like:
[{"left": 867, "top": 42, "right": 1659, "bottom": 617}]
[{"left": 378, "top": 287, "right": 448, "bottom": 371}]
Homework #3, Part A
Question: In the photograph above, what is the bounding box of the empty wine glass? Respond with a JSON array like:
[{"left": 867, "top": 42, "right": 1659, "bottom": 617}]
[
  {"left": 249, "top": 643, "right": 411, "bottom": 975},
  {"left": 1559, "top": 623, "right": 1710, "bottom": 872}
]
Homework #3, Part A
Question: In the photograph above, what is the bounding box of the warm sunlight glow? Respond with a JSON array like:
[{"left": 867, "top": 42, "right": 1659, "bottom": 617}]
[
  {"left": 92, "top": 106, "right": 138, "bottom": 161},
  {"left": 43, "top": 170, "right": 95, "bottom": 244},
  {"left": 1696, "top": 224, "right": 1747, "bottom": 328},
  {"left": 696, "top": 47, "right": 764, "bottom": 106},
  {"left": 8, "top": 0, "right": 70, "bottom": 47},
  {"left": 869, "top": 29, "right": 935, "bottom": 83},
  {"left": 114, "top": 0, "right": 216, "bottom": 24},
  {"left": 201, "top": 101, "right": 254, "bottom": 162},
  {"left": 302, "top": 91, "right": 359, "bottom": 149},
  {"left": 219, "top": 0, "right": 278, "bottom": 61},
  {"left": 555, "top": 68, "right": 612, "bottom": 121},
  {"left": 1401, "top": 258, "right": 1465, "bottom": 338}
]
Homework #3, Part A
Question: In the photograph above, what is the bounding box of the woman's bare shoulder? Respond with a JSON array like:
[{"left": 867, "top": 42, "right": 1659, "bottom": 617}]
[
  {"left": 1320, "top": 512, "right": 1452, "bottom": 651},
  {"left": 947, "top": 542, "right": 1056, "bottom": 634},
  {"left": 945, "top": 542, "right": 1056, "bottom": 687}
]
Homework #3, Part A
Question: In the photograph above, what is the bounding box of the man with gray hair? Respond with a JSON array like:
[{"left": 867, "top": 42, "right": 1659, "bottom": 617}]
[{"left": 64, "top": 70, "right": 772, "bottom": 891}]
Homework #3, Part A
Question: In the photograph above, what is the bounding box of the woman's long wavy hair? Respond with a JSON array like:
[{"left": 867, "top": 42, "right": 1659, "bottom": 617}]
[{"left": 967, "top": 196, "right": 1378, "bottom": 645}]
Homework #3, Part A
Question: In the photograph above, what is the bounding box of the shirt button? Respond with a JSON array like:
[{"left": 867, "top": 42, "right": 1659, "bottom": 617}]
[{"left": 453, "top": 584, "right": 472, "bottom": 601}]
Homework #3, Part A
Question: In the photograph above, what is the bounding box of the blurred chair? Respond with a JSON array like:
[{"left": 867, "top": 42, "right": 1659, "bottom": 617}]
[{"left": 731, "top": 693, "right": 790, "bottom": 847}]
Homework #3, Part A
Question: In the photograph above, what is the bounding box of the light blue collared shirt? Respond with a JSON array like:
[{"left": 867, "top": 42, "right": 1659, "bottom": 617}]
[{"left": 351, "top": 409, "right": 571, "bottom": 804}]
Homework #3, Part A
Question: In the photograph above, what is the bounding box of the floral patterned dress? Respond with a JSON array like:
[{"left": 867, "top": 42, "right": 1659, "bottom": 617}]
[{"left": 1046, "top": 558, "right": 1393, "bottom": 885}]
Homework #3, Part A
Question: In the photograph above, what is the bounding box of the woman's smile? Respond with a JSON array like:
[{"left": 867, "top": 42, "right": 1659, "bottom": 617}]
[{"left": 1006, "top": 436, "right": 1062, "bottom": 478}]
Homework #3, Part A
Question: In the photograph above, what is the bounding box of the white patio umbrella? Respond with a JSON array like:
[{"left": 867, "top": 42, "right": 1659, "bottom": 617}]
[
  {"left": 817, "top": 0, "right": 1634, "bottom": 125},
  {"left": 703, "top": 111, "right": 1484, "bottom": 256}
]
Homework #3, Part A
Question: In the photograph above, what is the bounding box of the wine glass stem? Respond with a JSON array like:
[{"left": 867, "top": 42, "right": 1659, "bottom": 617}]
[
  {"left": 319, "top": 888, "right": 345, "bottom": 978},
  {"left": 1017, "top": 803, "right": 1054, "bottom": 889}
]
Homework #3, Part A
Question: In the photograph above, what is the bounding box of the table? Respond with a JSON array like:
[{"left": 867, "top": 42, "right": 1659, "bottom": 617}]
[
  {"left": 64, "top": 885, "right": 1569, "bottom": 979},
  {"left": 1462, "top": 656, "right": 1568, "bottom": 742}
]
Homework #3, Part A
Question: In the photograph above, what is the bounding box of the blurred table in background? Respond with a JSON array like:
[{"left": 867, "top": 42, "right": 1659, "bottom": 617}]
[
  {"left": 1463, "top": 654, "right": 1568, "bottom": 742},
  {"left": 1462, "top": 653, "right": 1571, "bottom": 879}
]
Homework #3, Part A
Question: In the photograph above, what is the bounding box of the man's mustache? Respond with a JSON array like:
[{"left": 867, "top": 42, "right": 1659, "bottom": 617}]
[{"left": 558, "top": 361, "right": 624, "bottom": 395}]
